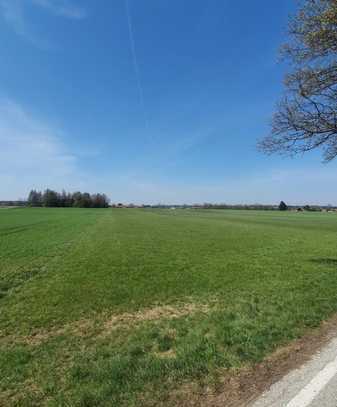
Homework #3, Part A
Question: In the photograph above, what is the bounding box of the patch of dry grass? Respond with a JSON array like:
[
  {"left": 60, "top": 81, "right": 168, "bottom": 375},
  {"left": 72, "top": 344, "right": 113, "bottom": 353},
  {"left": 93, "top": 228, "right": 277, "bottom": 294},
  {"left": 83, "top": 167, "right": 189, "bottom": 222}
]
[{"left": 2, "top": 302, "right": 211, "bottom": 346}]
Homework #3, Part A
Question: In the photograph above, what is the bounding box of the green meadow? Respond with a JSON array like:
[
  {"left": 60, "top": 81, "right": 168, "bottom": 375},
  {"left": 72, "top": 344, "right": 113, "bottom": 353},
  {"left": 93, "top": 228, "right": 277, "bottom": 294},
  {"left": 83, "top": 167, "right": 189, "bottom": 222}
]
[{"left": 1, "top": 208, "right": 337, "bottom": 406}]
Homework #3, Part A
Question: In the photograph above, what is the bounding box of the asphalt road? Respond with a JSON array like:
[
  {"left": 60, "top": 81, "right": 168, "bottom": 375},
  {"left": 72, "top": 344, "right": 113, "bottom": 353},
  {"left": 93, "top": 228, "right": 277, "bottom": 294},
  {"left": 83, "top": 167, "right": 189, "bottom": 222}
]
[{"left": 251, "top": 336, "right": 337, "bottom": 407}]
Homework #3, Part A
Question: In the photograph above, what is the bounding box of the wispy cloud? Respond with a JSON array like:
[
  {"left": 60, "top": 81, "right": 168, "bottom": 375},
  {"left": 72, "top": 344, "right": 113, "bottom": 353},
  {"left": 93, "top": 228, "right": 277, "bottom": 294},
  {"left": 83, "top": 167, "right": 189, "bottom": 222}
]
[
  {"left": 31, "top": 0, "right": 87, "bottom": 19},
  {"left": 0, "top": 99, "right": 79, "bottom": 199},
  {"left": 0, "top": 0, "right": 28, "bottom": 38},
  {"left": 0, "top": 0, "right": 86, "bottom": 46}
]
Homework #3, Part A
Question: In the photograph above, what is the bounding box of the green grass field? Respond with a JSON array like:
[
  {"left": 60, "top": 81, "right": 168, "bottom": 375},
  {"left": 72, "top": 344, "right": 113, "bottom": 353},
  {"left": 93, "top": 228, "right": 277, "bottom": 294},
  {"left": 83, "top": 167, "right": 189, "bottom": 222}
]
[{"left": 1, "top": 208, "right": 337, "bottom": 406}]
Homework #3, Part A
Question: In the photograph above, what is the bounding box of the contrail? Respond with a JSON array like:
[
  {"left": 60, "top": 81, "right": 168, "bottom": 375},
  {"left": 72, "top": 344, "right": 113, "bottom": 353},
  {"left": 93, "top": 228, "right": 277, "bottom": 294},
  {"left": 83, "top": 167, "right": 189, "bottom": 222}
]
[{"left": 125, "top": 0, "right": 149, "bottom": 131}]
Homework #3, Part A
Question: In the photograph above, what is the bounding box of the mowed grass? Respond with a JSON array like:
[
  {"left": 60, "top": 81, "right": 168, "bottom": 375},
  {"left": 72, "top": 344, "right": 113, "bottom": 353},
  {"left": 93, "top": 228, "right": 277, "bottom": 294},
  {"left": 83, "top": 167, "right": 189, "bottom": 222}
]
[{"left": 1, "top": 208, "right": 337, "bottom": 406}]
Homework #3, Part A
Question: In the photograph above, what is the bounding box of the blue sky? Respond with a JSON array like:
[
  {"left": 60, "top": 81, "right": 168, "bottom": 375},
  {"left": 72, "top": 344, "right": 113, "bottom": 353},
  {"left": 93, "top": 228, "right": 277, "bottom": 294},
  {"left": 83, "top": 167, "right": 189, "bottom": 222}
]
[{"left": 1, "top": 0, "right": 337, "bottom": 204}]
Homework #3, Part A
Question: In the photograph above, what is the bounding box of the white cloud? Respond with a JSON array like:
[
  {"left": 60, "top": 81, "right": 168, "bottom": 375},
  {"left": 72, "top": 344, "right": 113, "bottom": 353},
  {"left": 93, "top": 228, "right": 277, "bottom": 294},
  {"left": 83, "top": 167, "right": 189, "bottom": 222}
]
[
  {"left": 0, "top": 99, "right": 79, "bottom": 199},
  {"left": 31, "top": 0, "right": 87, "bottom": 19},
  {"left": 0, "top": 0, "right": 28, "bottom": 37},
  {"left": 0, "top": 0, "right": 86, "bottom": 46}
]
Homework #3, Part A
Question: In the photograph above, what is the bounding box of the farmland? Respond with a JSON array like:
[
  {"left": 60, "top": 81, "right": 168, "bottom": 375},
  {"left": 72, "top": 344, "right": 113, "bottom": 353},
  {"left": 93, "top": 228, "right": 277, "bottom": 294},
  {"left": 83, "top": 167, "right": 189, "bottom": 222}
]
[{"left": 1, "top": 208, "right": 337, "bottom": 406}]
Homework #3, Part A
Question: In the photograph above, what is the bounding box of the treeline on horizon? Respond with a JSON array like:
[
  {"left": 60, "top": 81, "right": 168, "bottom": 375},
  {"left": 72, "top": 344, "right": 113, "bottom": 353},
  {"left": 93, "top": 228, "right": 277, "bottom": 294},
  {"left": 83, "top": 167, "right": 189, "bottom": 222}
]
[
  {"left": 27, "top": 189, "right": 110, "bottom": 208},
  {"left": 1, "top": 196, "right": 334, "bottom": 211},
  {"left": 145, "top": 202, "right": 329, "bottom": 211}
]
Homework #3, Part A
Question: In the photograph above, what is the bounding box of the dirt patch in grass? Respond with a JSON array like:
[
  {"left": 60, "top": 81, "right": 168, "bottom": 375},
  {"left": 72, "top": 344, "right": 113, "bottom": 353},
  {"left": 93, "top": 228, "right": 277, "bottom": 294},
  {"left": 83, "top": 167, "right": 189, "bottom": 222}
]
[
  {"left": 21, "top": 318, "right": 94, "bottom": 346},
  {"left": 154, "top": 348, "right": 177, "bottom": 359},
  {"left": 101, "top": 303, "right": 209, "bottom": 337},
  {"left": 162, "top": 313, "right": 337, "bottom": 407},
  {"left": 3, "top": 302, "right": 210, "bottom": 346},
  {"left": 0, "top": 379, "right": 44, "bottom": 406}
]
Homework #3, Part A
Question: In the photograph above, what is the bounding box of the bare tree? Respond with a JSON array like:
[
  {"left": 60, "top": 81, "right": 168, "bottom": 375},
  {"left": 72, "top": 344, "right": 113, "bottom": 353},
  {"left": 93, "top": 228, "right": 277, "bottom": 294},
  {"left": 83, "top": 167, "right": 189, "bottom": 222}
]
[{"left": 259, "top": 0, "right": 337, "bottom": 162}]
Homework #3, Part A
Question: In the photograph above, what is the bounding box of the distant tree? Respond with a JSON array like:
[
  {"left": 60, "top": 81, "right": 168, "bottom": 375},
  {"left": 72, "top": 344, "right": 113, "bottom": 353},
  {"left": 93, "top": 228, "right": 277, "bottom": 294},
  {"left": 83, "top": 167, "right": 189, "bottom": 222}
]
[
  {"left": 27, "top": 190, "right": 35, "bottom": 206},
  {"left": 42, "top": 189, "right": 59, "bottom": 207},
  {"left": 72, "top": 192, "right": 83, "bottom": 207},
  {"left": 59, "top": 190, "right": 68, "bottom": 207},
  {"left": 81, "top": 192, "right": 92, "bottom": 208},
  {"left": 279, "top": 201, "right": 288, "bottom": 211},
  {"left": 27, "top": 190, "right": 42, "bottom": 207},
  {"left": 91, "top": 193, "right": 110, "bottom": 208},
  {"left": 27, "top": 189, "right": 110, "bottom": 208},
  {"left": 65, "top": 192, "right": 74, "bottom": 207},
  {"left": 259, "top": 0, "right": 337, "bottom": 162}
]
